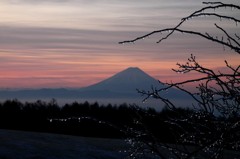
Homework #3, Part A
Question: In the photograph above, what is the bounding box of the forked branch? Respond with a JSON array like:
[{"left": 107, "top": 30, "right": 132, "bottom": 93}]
[{"left": 119, "top": 2, "right": 240, "bottom": 54}]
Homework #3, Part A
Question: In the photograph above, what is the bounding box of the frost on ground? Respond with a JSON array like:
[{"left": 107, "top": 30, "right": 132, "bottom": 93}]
[{"left": 0, "top": 129, "right": 129, "bottom": 159}]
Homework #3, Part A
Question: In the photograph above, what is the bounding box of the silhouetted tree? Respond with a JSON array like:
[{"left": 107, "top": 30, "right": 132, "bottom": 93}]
[{"left": 120, "top": 1, "right": 240, "bottom": 159}]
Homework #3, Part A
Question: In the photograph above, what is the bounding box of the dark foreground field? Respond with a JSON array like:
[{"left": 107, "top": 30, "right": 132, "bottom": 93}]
[
  {"left": 0, "top": 129, "right": 129, "bottom": 159},
  {"left": 1, "top": 129, "right": 240, "bottom": 159}
]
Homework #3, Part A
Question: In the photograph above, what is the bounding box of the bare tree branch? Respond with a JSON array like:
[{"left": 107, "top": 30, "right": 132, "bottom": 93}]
[
  {"left": 119, "top": 2, "right": 240, "bottom": 54},
  {"left": 120, "top": 1, "right": 240, "bottom": 158}
]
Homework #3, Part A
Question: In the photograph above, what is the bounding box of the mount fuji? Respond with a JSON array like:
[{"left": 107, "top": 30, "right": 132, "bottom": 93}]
[
  {"left": 79, "top": 67, "right": 163, "bottom": 98},
  {"left": 0, "top": 67, "right": 191, "bottom": 108}
]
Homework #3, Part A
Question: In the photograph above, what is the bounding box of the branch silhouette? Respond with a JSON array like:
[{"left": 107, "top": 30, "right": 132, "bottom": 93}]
[
  {"left": 119, "top": 2, "right": 240, "bottom": 53},
  {"left": 120, "top": 1, "right": 240, "bottom": 158}
]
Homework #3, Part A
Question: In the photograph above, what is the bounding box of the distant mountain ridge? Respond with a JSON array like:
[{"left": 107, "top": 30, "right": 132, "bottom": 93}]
[
  {"left": 0, "top": 67, "right": 191, "bottom": 108},
  {"left": 0, "top": 67, "right": 161, "bottom": 99}
]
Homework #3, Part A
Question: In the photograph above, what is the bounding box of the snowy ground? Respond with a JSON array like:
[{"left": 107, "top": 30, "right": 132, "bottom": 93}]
[
  {"left": 0, "top": 129, "right": 129, "bottom": 159},
  {"left": 1, "top": 129, "right": 239, "bottom": 159}
]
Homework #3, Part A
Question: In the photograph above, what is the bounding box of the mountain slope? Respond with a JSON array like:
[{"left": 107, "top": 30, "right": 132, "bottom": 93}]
[
  {"left": 81, "top": 67, "right": 163, "bottom": 93},
  {"left": 77, "top": 67, "right": 192, "bottom": 105}
]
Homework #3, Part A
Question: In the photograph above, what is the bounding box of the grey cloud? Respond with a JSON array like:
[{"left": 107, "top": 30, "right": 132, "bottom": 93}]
[
  {"left": 5, "top": 0, "right": 103, "bottom": 5},
  {"left": 8, "top": 0, "right": 76, "bottom": 4},
  {"left": 0, "top": 24, "right": 228, "bottom": 63},
  {"left": 0, "top": 25, "right": 150, "bottom": 54}
]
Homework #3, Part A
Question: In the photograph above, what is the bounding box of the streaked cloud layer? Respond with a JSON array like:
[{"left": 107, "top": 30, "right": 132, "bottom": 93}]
[{"left": 0, "top": 0, "right": 239, "bottom": 88}]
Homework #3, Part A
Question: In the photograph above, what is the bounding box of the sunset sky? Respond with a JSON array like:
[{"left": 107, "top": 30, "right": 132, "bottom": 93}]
[{"left": 0, "top": 0, "right": 239, "bottom": 89}]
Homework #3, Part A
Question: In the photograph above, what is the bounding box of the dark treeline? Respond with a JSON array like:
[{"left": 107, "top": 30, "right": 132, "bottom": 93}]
[
  {"left": 0, "top": 99, "right": 178, "bottom": 140},
  {"left": 0, "top": 99, "right": 238, "bottom": 145}
]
